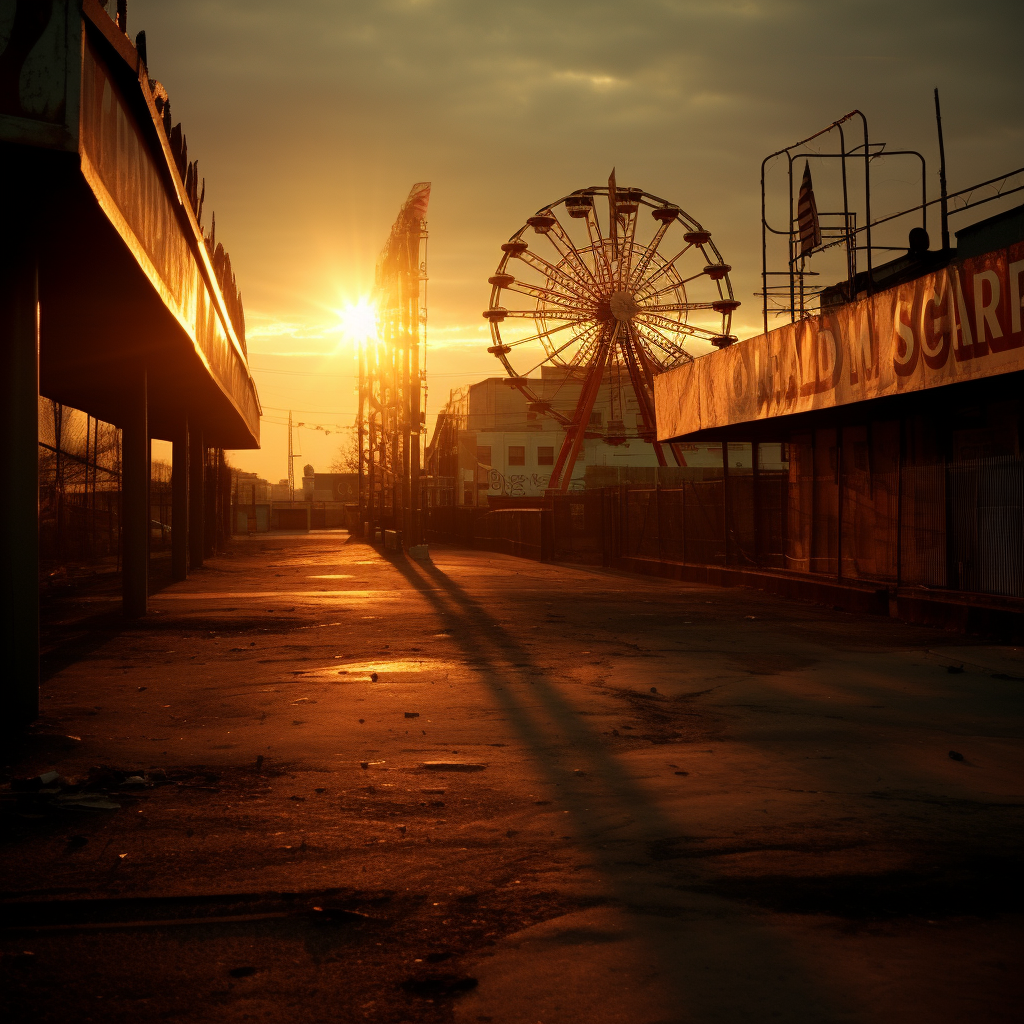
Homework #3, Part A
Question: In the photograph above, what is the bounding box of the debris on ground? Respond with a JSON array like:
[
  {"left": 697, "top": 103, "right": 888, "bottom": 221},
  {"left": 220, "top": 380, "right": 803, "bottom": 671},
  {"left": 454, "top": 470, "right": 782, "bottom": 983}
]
[
  {"left": 420, "top": 762, "right": 486, "bottom": 772},
  {"left": 400, "top": 974, "right": 478, "bottom": 999},
  {"left": 949, "top": 750, "right": 965, "bottom": 761},
  {"left": 947, "top": 664, "right": 965, "bottom": 674},
  {"left": 370, "top": 672, "right": 379, "bottom": 681},
  {"left": 404, "top": 712, "right": 420, "bottom": 718},
  {"left": 11, "top": 771, "right": 61, "bottom": 791}
]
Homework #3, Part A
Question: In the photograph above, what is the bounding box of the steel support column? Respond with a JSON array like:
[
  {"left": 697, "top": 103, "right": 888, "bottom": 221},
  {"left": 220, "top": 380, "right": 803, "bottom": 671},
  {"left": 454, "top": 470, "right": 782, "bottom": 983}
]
[
  {"left": 171, "top": 420, "right": 189, "bottom": 581},
  {"left": 0, "top": 224, "right": 40, "bottom": 724},
  {"left": 188, "top": 428, "right": 205, "bottom": 569},
  {"left": 122, "top": 370, "right": 149, "bottom": 619}
]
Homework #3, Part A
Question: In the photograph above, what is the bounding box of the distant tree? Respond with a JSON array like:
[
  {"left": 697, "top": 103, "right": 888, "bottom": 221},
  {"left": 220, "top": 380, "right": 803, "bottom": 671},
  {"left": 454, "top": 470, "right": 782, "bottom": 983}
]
[{"left": 330, "top": 429, "right": 359, "bottom": 474}]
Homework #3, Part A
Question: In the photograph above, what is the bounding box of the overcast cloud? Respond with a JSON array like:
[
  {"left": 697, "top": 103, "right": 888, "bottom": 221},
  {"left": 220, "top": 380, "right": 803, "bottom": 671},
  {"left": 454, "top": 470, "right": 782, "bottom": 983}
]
[{"left": 132, "top": 0, "right": 1023, "bottom": 477}]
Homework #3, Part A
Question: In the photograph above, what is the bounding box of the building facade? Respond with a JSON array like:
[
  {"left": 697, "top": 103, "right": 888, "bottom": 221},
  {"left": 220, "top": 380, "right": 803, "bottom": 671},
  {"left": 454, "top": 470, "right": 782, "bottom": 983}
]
[{"left": 653, "top": 206, "right": 1024, "bottom": 614}]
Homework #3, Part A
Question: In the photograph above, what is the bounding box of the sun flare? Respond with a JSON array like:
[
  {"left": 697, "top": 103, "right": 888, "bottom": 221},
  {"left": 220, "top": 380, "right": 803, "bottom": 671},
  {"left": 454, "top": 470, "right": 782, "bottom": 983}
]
[{"left": 338, "top": 298, "right": 378, "bottom": 346}]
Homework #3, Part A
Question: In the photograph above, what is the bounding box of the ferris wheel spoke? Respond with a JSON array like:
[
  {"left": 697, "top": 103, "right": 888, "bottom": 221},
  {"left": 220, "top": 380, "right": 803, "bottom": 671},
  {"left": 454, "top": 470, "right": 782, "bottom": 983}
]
[
  {"left": 515, "top": 250, "right": 600, "bottom": 302},
  {"left": 542, "top": 214, "right": 600, "bottom": 287},
  {"left": 640, "top": 301, "right": 719, "bottom": 314},
  {"left": 635, "top": 313, "right": 719, "bottom": 341},
  {"left": 506, "top": 281, "right": 588, "bottom": 309},
  {"left": 582, "top": 207, "right": 614, "bottom": 287},
  {"left": 520, "top": 322, "right": 602, "bottom": 377},
  {"left": 501, "top": 318, "right": 585, "bottom": 349},
  {"left": 633, "top": 322, "right": 694, "bottom": 363},
  {"left": 639, "top": 276, "right": 694, "bottom": 303},
  {"left": 500, "top": 309, "right": 590, "bottom": 321},
  {"left": 634, "top": 243, "right": 696, "bottom": 298},
  {"left": 628, "top": 220, "right": 671, "bottom": 291}
]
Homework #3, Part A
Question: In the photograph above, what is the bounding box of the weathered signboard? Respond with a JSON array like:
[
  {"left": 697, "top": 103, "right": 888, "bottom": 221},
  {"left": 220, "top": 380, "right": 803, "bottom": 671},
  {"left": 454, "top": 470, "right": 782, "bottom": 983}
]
[
  {"left": 0, "top": 0, "right": 80, "bottom": 149},
  {"left": 0, "top": 0, "right": 259, "bottom": 446},
  {"left": 655, "top": 243, "right": 1024, "bottom": 439}
]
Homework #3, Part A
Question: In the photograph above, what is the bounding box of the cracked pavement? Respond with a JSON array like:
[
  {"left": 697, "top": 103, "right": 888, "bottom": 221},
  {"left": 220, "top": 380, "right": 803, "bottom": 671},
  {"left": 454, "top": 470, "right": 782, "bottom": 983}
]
[{"left": 2, "top": 533, "right": 1021, "bottom": 1023}]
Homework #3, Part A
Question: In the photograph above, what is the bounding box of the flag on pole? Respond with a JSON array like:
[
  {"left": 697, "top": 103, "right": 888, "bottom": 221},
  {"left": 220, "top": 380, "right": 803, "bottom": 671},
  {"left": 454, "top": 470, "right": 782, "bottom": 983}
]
[
  {"left": 797, "top": 161, "right": 821, "bottom": 256},
  {"left": 407, "top": 182, "right": 431, "bottom": 221}
]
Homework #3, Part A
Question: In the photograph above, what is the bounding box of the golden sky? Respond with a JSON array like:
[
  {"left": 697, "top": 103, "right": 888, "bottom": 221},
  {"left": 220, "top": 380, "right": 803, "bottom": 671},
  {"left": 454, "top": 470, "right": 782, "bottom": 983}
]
[{"left": 133, "top": 0, "right": 1023, "bottom": 481}]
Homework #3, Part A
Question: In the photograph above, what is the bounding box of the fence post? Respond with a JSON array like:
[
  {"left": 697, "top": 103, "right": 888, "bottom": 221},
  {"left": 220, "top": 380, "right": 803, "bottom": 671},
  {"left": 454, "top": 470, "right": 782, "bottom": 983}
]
[
  {"left": 722, "top": 441, "right": 731, "bottom": 566},
  {"left": 752, "top": 440, "right": 761, "bottom": 566},
  {"left": 188, "top": 426, "right": 205, "bottom": 568},
  {"left": 655, "top": 483, "right": 662, "bottom": 561},
  {"left": 0, "top": 226, "right": 40, "bottom": 723},
  {"left": 172, "top": 419, "right": 188, "bottom": 580},
  {"left": 895, "top": 417, "right": 904, "bottom": 587},
  {"left": 681, "top": 476, "right": 687, "bottom": 565},
  {"left": 122, "top": 369, "right": 149, "bottom": 619},
  {"left": 836, "top": 428, "right": 844, "bottom": 581}
]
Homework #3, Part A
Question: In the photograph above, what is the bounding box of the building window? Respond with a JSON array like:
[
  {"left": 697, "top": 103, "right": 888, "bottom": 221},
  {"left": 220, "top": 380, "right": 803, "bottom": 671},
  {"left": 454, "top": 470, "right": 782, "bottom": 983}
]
[
  {"left": 589, "top": 411, "right": 603, "bottom": 426},
  {"left": 476, "top": 445, "right": 492, "bottom": 466},
  {"left": 537, "top": 446, "right": 554, "bottom": 466},
  {"left": 508, "top": 445, "right": 526, "bottom": 466}
]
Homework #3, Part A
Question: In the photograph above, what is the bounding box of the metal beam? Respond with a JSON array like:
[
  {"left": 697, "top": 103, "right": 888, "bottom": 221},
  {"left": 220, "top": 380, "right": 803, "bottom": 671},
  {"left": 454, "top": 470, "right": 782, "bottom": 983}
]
[
  {"left": 171, "top": 419, "right": 188, "bottom": 581},
  {"left": 122, "top": 369, "right": 148, "bottom": 619},
  {"left": 0, "top": 222, "right": 40, "bottom": 724}
]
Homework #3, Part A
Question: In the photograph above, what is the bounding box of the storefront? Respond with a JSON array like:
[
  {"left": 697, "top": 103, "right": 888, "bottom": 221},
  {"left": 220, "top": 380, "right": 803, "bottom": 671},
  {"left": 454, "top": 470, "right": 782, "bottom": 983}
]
[{"left": 654, "top": 210, "right": 1023, "bottom": 625}]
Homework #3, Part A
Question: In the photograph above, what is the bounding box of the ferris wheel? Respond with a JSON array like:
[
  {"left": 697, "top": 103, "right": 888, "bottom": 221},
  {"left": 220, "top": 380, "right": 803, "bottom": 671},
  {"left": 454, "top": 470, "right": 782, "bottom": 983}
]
[{"left": 484, "top": 171, "right": 739, "bottom": 491}]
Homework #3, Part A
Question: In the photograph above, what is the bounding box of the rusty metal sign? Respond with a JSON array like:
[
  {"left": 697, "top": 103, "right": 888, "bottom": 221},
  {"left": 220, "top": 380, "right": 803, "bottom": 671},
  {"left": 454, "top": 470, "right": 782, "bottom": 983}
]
[{"left": 655, "top": 242, "right": 1024, "bottom": 439}]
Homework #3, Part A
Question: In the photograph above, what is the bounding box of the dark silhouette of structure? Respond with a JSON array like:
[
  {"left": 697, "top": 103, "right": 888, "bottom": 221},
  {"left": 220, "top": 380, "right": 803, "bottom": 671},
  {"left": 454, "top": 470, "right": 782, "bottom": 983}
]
[{"left": 0, "top": 1, "right": 261, "bottom": 726}]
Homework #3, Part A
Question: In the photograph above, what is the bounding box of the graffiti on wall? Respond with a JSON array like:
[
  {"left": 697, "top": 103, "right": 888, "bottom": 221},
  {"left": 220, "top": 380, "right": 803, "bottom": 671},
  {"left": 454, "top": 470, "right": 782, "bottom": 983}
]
[{"left": 487, "top": 468, "right": 583, "bottom": 495}]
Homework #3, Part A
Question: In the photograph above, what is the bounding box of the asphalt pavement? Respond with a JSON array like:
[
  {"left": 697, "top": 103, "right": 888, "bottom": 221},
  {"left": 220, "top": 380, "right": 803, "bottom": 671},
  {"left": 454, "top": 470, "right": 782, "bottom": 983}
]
[{"left": 3, "top": 532, "right": 1021, "bottom": 1023}]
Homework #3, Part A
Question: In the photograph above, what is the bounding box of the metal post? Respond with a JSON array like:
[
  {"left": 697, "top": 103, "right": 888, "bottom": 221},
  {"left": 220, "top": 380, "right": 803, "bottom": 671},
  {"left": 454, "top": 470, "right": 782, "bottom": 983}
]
[
  {"left": 934, "top": 88, "right": 950, "bottom": 252},
  {"left": 122, "top": 369, "right": 149, "bottom": 619},
  {"left": 752, "top": 440, "right": 761, "bottom": 566},
  {"left": 836, "top": 428, "right": 844, "bottom": 580},
  {"left": 410, "top": 306, "right": 422, "bottom": 547},
  {"left": 204, "top": 448, "right": 216, "bottom": 557},
  {"left": 171, "top": 419, "right": 188, "bottom": 580},
  {"left": 188, "top": 426, "right": 204, "bottom": 569},
  {"left": 722, "top": 440, "right": 731, "bottom": 566},
  {"left": 895, "top": 416, "right": 904, "bottom": 587},
  {"left": 358, "top": 338, "right": 366, "bottom": 531},
  {"left": 0, "top": 227, "right": 40, "bottom": 723}
]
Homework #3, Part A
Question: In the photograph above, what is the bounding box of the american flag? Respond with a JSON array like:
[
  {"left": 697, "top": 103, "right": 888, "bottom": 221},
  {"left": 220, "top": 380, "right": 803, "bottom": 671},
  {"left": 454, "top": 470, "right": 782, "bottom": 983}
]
[
  {"left": 407, "top": 182, "right": 431, "bottom": 221},
  {"left": 797, "top": 161, "right": 821, "bottom": 256}
]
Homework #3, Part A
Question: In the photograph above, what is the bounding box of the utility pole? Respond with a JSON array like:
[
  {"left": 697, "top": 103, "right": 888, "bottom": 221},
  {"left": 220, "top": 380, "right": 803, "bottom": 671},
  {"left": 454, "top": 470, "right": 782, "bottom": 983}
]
[
  {"left": 934, "top": 88, "right": 950, "bottom": 252},
  {"left": 357, "top": 338, "right": 366, "bottom": 535},
  {"left": 287, "top": 409, "right": 294, "bottom": 500}
]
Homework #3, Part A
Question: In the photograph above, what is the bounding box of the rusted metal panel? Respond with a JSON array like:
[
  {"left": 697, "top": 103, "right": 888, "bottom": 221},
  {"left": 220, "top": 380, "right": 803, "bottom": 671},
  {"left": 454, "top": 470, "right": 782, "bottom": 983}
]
[
  {"left": 0, "top": 0, "right": 81, "bottom": 150},
  {"left": 655, "top": 243, "right": 1024, "bottom": 440},
  {"left": 78, "top": 31, "right": 259, "bottom": 444}
]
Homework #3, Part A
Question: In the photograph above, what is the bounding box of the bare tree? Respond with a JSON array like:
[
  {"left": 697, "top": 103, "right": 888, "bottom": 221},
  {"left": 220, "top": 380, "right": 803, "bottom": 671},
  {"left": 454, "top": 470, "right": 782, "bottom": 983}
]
[{"left": 330, "top": 429, "right": 359, "bottom": 474}]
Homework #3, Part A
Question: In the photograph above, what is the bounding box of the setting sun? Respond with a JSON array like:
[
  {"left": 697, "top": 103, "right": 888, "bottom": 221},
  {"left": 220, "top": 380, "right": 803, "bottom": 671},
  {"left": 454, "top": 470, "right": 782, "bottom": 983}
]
[{"left": 338, "top": 298, "right": 378, "bottom": 347}]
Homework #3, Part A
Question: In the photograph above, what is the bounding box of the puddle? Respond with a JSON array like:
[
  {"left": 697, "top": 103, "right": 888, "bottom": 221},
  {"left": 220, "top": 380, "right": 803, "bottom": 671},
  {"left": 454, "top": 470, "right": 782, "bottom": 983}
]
[
  {"left": 297, "top": 659, "right": 437, "bottom": 679},
  {"left": 342, "top": 660, "right": 435, "bottom": 673}
]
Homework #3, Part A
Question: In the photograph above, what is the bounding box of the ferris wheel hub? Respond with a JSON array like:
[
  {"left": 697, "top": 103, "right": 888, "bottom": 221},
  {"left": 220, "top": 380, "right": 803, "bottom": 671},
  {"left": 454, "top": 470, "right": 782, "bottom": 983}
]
[{"left": 608, "top": 290, "right": 640, "bottom": 322}]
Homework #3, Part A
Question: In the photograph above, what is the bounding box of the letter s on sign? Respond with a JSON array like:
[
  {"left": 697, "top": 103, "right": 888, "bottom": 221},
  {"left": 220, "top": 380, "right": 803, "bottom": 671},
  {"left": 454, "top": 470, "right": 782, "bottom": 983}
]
[{"left": 892, "top": 298, "right": 919, "bottom": 376}]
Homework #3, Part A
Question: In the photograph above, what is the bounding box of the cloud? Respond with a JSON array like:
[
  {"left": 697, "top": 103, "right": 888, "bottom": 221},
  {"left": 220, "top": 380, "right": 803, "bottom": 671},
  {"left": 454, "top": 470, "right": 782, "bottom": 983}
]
[{"left": 131, "top": 0, "right": 1022, "bottom": 473}]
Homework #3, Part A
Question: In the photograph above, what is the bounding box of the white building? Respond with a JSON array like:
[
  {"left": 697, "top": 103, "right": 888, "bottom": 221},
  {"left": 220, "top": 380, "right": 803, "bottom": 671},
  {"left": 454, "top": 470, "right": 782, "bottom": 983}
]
[{"left": 428, "top": 369, "right": 782, "bottom": 505}]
